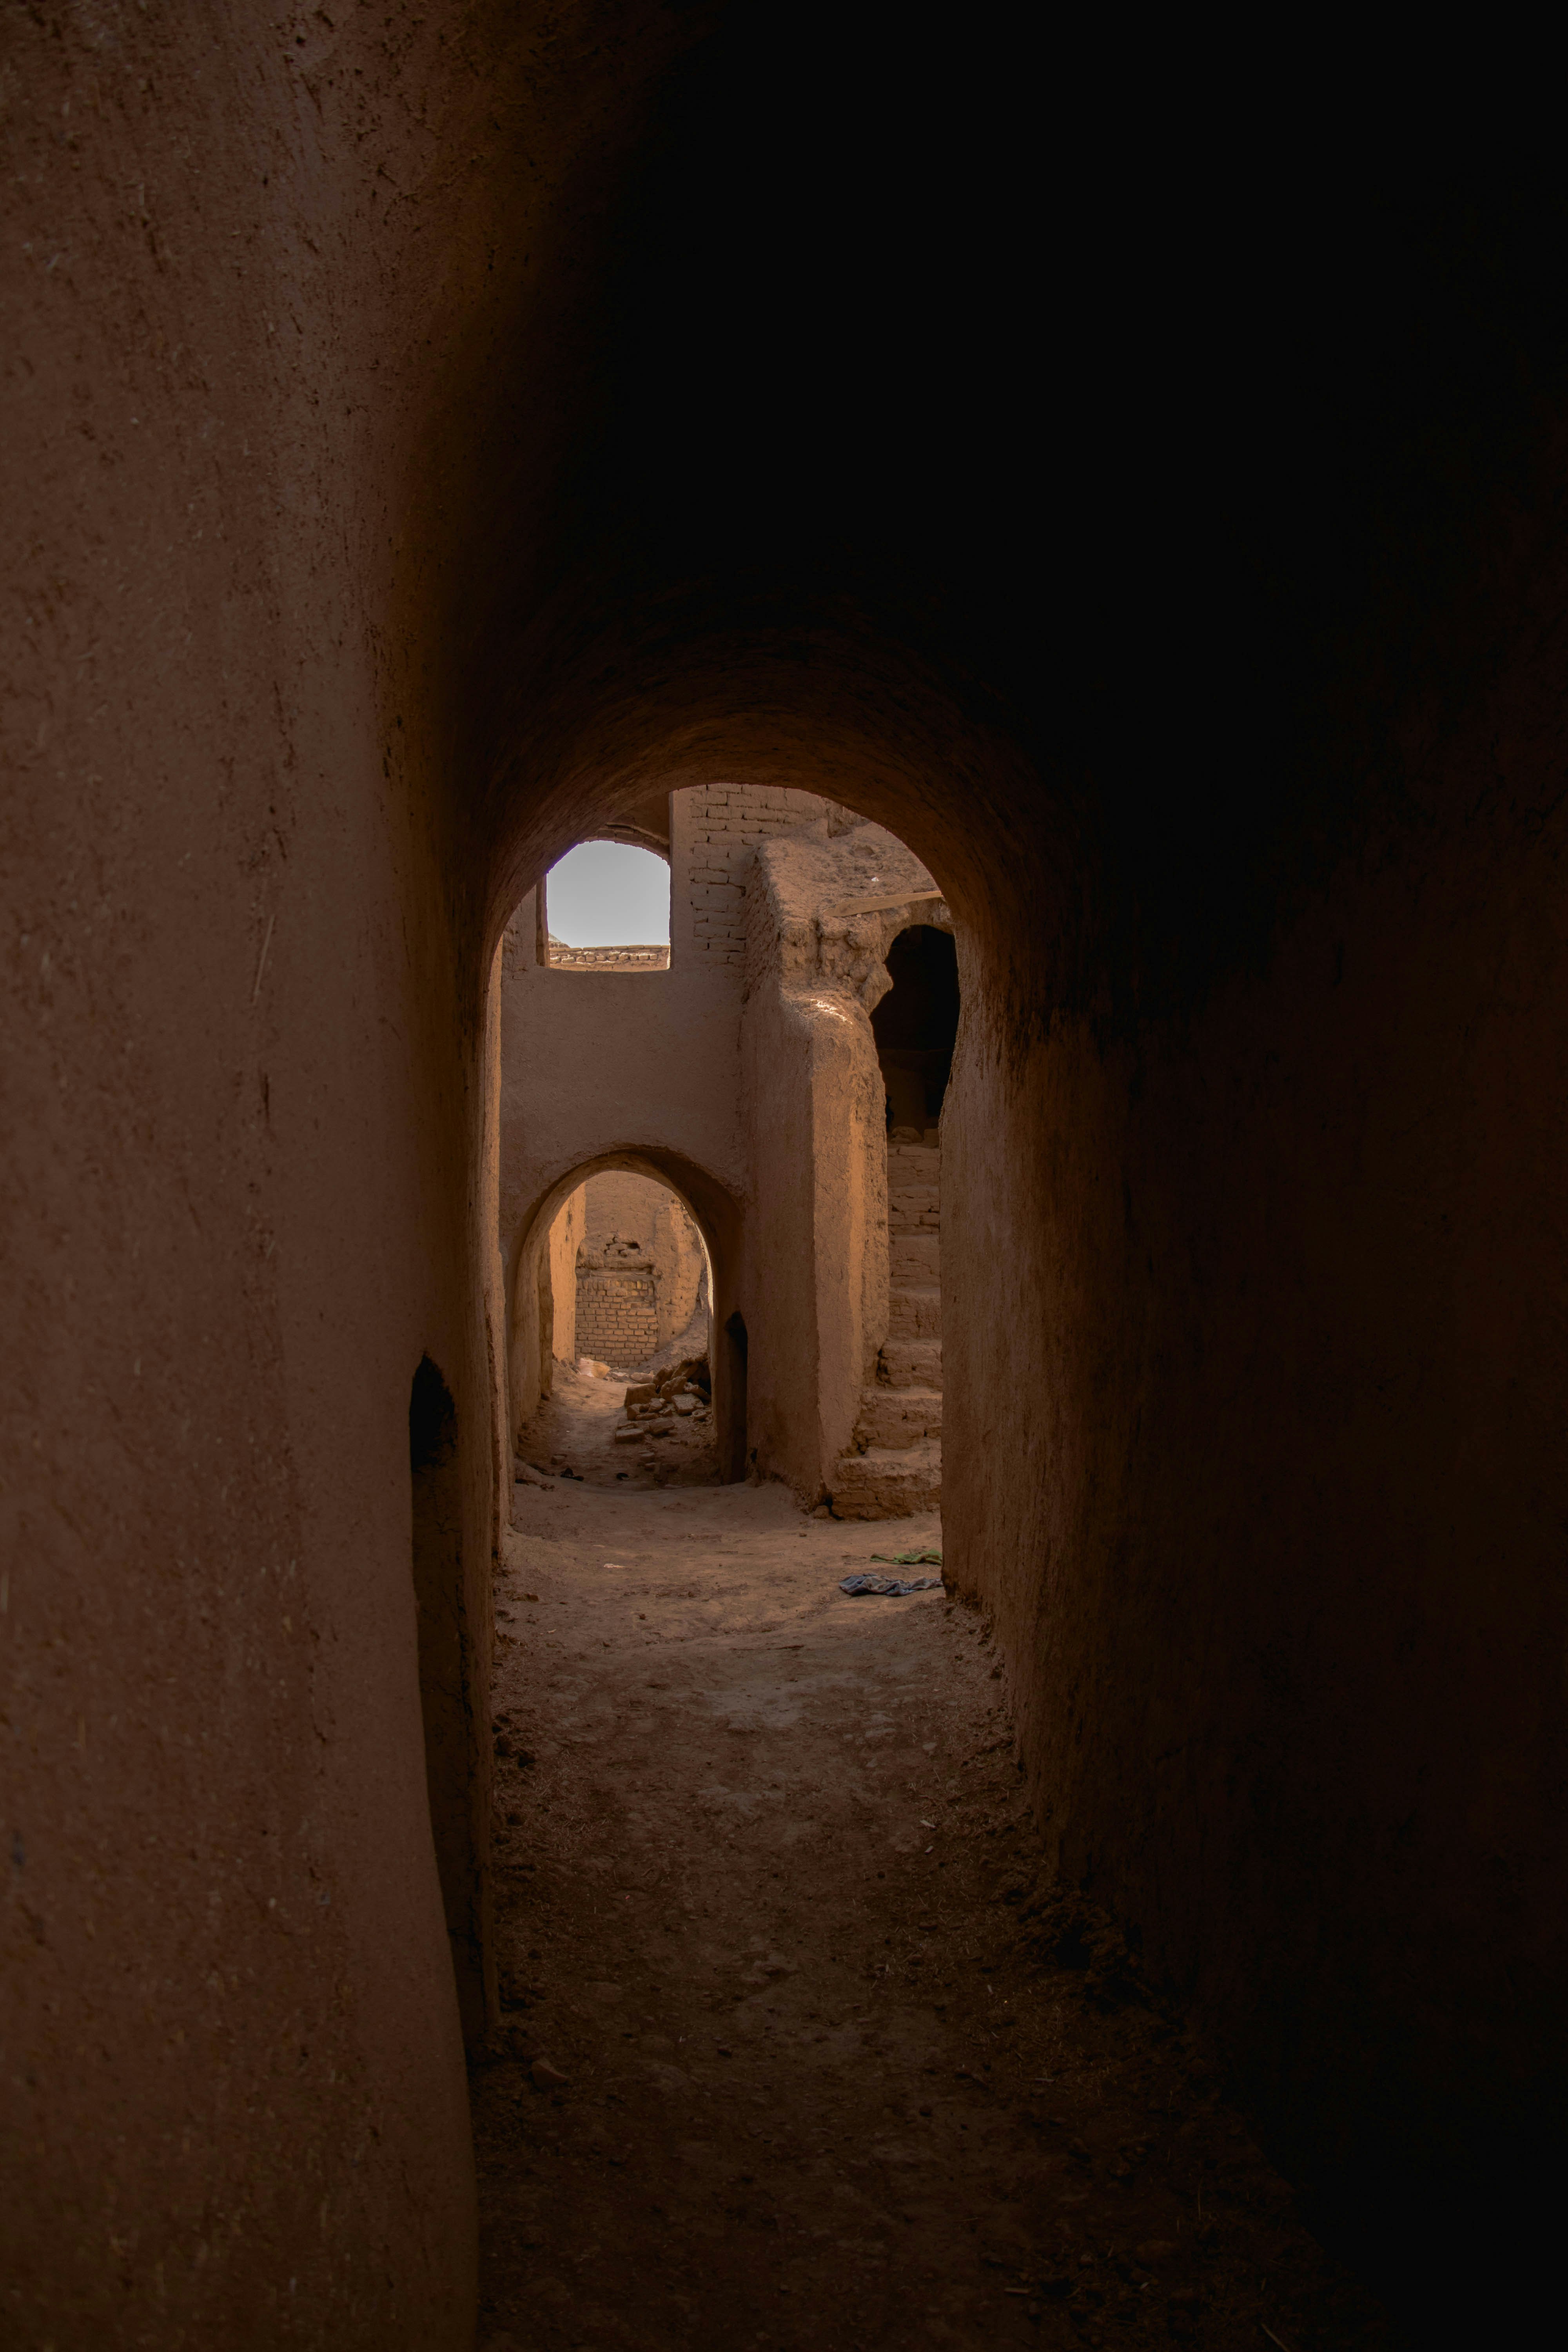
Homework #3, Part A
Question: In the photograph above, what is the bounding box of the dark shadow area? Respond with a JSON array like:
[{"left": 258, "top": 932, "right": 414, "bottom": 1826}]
[
  {"left": 872, "top": 925, "right": 960, "bottom": 1131},
  {"left": 409, "top": 1356, "right": 485, "bottom": 2049},
  {"left": 470, "top": 102, "right": 1568, "bottom": 2333},
  {"left": 723, "top": 1309, "right": 748, "bottom": 1484}
]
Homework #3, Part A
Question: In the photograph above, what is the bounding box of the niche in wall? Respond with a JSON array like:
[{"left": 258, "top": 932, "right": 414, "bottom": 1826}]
[{"left": 870, "top": 924, "right": 960, "bottom": 1132}]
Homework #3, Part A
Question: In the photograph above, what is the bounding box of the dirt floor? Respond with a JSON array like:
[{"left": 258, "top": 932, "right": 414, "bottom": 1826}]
[{"left": 475, "top": 1430, "right": 1398, "bottom": 2351}]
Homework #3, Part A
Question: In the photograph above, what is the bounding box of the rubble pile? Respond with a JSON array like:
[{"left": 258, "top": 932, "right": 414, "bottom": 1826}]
[{"left": 612, "top": 1354, "right": 711, "bottom": 1445}]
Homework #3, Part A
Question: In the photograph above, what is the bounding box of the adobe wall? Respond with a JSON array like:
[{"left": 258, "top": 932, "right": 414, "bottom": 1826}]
[
  {"left": 943, "top": 751, "right": 1568, "bottom": 2287},
  {"left": 653, "top": 1196, "right": 709, "bottom": 1344},
  {"left": 580, "top": 1167, "right": 675, "bottom": 1255},
  {"left": 496, "top": 863, "right": 736, "bottom": 1437},
  {"left": 737, "top": 816, "right": 939, "bottom": 1501},
  {"left": 498, "top": 857, "right": 740, "bottom": 1254},
  {"left": 0, "top": 13, "right": 551, "bottom": 2342},
  {"left": 546, "top": 1185, "right": 586, "bottom": 1367}
]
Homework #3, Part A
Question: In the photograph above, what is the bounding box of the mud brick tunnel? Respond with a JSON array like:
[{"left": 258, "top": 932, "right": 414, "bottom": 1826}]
[{"left": 4, "top": 16, "right": 1567, "bottom": 2351}]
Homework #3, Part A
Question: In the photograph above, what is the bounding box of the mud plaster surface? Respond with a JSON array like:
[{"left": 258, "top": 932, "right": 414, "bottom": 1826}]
[{"left": 475, "top": 1475, "right": 1395, "bottom": 2351}]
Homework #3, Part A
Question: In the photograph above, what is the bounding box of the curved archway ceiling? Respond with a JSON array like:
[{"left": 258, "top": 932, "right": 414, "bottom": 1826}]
[{"left": 452, "top": 17, "right": 1568, "bottom": 1031}]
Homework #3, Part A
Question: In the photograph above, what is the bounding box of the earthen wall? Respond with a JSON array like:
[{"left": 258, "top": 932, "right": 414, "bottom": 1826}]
[
  {"left": 734, "top": 816, "right": 936, "bottom": 1500},
  {"left": 546, "top": 1185, "right": 586, "bottom": 1365},
  {"left": 652, "top": 1194, "right": 708, "bottom": 1342},
  {"left": 580, "top": 1167, "right": 671, "bottom": 1254},
  {"left": 0, "top": 16, "right": 528, "bottom": 2339}
]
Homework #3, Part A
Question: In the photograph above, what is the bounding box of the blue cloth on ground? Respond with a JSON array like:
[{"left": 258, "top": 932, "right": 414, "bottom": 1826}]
[{"left": 838, "top": 1572, "right": 944, "bottom": 1597}]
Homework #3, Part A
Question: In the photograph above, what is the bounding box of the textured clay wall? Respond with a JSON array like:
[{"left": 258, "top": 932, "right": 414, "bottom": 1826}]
[
  {"left": 654, "top": 1198, "right": 709, "bottom": 1344},
  {"left": 496, "top": 882, "right": 744, "bottom": 1437},
  {"left": 498, "top": 883, "right": 742, "bottom": 1282},
  {"left": 0, "top": 13, "right": 543, "bottom": 2343},
  {"left": 581, "top": 1168, "right": 673, "bottom": 1254},
  {"left": 498, "top": 787, "right": 837, "bottom": 1448},
  {"left": 942, "top": 765, "right": 1568, "bottom": 2290},
  {"left": 546, "top": 1186, "right": 586, "bottom": 1367},
  {"left": 737, "top": 818, "right": 925, "bottom": 1500}
]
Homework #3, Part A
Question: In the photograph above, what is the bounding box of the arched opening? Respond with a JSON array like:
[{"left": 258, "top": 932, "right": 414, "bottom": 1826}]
[
  {"left": 408, "top": 1357, "right": 485, "bottom": 2050},
  {"left": 540, "top": 838, "right": 671, "bottom": 971},
  {"left": 574, "top": 1169, "right": 710, "bottom": 1368},
  {"left": 871, "top": 924, "right": 960, "bottom": 1135},
  {"left": 504, "top": 1146, "right": 745, "bottom": 1488},
  {"left": 517, "top": 1167, "right": 716, "bottom": 1489}
]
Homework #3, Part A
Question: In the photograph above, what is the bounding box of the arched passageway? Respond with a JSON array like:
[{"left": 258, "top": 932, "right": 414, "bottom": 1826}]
[
  {"left": 514, "top": 1165, "right": 718, "bottom": 1492},
  {"left": 8, "top": 11, "right": 1568, "bottom": 2347},
  {"left": 507, "top": 1146, "right": 744, "bottom": 1486},
  {"left": 568, "top": 1169, "right": 709, "bottom": 1371}
]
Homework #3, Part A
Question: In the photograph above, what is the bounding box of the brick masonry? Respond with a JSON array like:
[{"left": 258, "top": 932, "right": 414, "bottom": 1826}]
[
  {"left": 574, "top": 1269, "right": 659, "bottom": 1361},
  {"left": 681, "top": 784, "right": 846, "bottom": 966}
]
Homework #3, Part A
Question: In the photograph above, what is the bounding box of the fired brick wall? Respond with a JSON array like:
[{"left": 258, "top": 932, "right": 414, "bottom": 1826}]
[
  {"left": 577, "top": 1170, "right": 707, "bottom": 1344},
  {"left": 575, "top": 1269, "right": 659, "bottom": 1361},
  {"left": 681, "top": 784, "right": 842, "bottom": 966}
]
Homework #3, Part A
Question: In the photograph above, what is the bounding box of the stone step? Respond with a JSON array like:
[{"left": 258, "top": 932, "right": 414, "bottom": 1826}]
[
  {"left": 830, "top": 1439, "right": 942, "bottom": 1520},
  {"left": 878, "top": 1338, "right": 943, "bottom": 1389},
  {"left": 888, "top": 1285, "right": 941, "bottom": 1340},
  {"left": 890, "top": 1232, "right": 941, "bottom": 1285},
  {"left": 888, "top": 1183, "right": 940, "bottom": 1232},
  {"left": 855, "top": 1386, "right": 942, "bottom": 1449},
  {"left": 887, "top": 1143, "right": 940, "bottom": 1184}
]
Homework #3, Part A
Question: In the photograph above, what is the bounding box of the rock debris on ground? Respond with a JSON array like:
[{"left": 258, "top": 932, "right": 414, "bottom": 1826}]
[{"left": 518, "top": 1360, "right": 719, "bottom": 1493}]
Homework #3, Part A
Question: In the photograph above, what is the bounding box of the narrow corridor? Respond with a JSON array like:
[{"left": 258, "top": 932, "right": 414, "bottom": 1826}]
[{"left": 473, "top": 1477, "right": 1394, "bottom": 2352}]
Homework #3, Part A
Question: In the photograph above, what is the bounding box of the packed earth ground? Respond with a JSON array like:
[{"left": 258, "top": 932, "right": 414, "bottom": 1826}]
[{"left": 472, "top": 1404, "right": 1398, "bottom": 2351}]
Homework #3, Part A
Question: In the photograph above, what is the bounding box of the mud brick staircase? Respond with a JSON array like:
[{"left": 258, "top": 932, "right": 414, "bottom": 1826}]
[{"left": 831, "top": 1131, "right": 942, "bottom": 1518}]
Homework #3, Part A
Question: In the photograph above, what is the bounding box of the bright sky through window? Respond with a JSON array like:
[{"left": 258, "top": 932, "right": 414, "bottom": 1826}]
[{"left": 544, "top": 840, "right": 671, "bottom": 947}]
